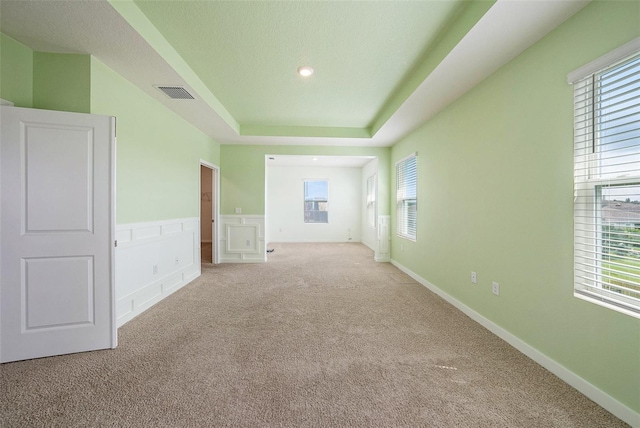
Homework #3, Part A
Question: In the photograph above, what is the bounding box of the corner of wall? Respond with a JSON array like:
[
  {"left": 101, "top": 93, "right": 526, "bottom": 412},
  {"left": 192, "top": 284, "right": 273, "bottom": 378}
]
[{"left": 0, "top": 33, "right": 33, "bottom": 108}]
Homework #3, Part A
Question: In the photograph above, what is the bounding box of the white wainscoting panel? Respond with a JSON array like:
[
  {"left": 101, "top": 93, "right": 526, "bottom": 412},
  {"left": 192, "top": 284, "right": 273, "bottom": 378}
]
[
  {"left": 115, "top": 217, "right": 200, "bottom": 327},
  {"left": 220, "top": 215, "right": 266, "bottom": 263},
  {"left": 376, "top": 215, "right": 391, "bottom": 262}
]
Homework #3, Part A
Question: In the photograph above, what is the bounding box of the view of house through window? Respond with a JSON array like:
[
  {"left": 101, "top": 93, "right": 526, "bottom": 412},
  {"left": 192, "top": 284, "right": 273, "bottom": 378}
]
[
  {"left": 599, "top": 185, "right": 640, "bottom": 299},
  {"left": 573, "top": 51, "right": 640, "bottom": 317},
  {"left": 304, "top": 179, "right": 328, "bottom": 223}
]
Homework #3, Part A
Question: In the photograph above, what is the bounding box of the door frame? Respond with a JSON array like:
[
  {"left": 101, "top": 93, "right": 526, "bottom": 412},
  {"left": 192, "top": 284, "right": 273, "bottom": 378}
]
[{"left": 200, "top": 160, "right": 220, "bottom": 264}]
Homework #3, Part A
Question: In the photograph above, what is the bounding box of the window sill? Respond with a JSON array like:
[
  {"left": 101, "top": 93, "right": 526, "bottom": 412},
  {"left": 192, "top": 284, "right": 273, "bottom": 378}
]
[{"left": 574, "top": 290, "right": 640, "bottom": 320}]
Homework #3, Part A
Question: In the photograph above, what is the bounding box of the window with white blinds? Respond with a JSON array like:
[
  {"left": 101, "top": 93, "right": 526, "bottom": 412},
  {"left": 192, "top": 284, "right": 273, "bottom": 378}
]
[
  {"left": 396, "top": 154, "right": 417, "bottom": 240},
  {"left": 571, "top": 44, "right": 640, "bottom": 319},
  {"left": 366, "top": 174, "right": 376, "bottom": 228}
]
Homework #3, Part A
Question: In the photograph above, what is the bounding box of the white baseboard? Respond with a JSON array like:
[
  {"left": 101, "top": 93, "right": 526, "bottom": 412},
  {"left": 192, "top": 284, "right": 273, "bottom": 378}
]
[
  {"left": 390, "top": 259, "right": 640, "bottom": 427},
  {"left": 115, "top": 218, "right": 201, "bottom": 327},
  {"left": 220, "top": 215, "right": 266, "bottom": 263},
  {"left": 267, "top": 239, "right": 361, "bottom": 243}
]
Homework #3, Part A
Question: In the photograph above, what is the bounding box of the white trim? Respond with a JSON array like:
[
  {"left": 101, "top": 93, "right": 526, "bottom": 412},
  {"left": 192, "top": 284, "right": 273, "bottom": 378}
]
[
  {"left": 390, "top": 259, "right": 640, "bottom": 427},
  {"left": 394, "top": 151, "right": 418, "bottom": 167},
  {"left": 575, "top": 291, "right": 640, "bottom": 320},
  {"left": 109, "top": 117, "right": 117, "bottom": 348},
  {"left": 567, "top": 36, "right": 640, "bottom": 84}
]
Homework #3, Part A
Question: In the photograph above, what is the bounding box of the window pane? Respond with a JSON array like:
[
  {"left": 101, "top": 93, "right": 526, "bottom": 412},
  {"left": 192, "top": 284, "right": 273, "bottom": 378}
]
[
  {"left": 599, "top": 184, "right": 640, "bottom": 299},
  {"left": 595, "top": 56, "right": 640, "bottom": 179},
  {"left": 304, "top": 180, "right": 328, "bottom": 223},
  {"left": 396, "top": 155, "right": 417, "bottom": 240},
  {"left": 304, "top": 180, "right": 328, "bottom": 201}
]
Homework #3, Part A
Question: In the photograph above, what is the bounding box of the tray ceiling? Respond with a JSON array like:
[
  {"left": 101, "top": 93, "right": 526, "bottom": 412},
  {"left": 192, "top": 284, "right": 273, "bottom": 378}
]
[{"left": 0, "top": 0, "right": 589, "bottom": 146}]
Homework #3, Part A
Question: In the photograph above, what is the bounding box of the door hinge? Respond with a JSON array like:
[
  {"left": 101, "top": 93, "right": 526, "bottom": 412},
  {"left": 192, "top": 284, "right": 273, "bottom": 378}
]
[{"left": 114, "top": 240, "right": 118, "bottom": 248}]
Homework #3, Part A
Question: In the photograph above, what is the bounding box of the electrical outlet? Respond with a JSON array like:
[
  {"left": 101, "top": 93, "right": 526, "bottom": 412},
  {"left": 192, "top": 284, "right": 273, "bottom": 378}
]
[
  {"left": 400, "top": 243, "right": 404, "bottom": 251},
  {"left": 153, "top": 264, "right": 158, "bottom": 275},
  {"left": 492, "top": 281, "right": 500, "bottom": 296},
  {"left": 175, "top": 257, "right": 179, "bottom": 265},
  {"left": 235, "top": 207, "right": 242, "bottom": 214},
  {"left": 246, "top": 239, "right": 251, "bottom": 246},
  {"left": 471, "top": 271, "right": 477, "bottom": 284}
]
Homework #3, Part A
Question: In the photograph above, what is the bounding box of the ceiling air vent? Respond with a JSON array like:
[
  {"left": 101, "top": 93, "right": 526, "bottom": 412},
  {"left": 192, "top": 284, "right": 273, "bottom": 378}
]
[{"left": 155, "top": 85, "right": 195, "bottom": 100}]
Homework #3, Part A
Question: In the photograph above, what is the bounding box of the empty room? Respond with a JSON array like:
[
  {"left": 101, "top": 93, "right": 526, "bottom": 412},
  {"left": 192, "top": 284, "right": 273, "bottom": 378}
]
[{"left": 0, "top": 0, "right": 639, "bottom": 426}]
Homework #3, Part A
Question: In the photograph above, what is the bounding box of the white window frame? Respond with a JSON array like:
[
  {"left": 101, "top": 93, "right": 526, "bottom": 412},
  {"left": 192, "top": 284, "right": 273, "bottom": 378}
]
[
  {"left": 569, "top": 37, "right": 640, "bottom": 319},
  {"left": 396, "top": 153, "right": 417, "bottom": 241},
  {"left": 366, "top": 174, "right": 376, "bottom": 228}
]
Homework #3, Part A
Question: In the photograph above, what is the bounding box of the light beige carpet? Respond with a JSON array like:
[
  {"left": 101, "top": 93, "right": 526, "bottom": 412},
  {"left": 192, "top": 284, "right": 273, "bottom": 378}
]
[{"left": 0, "top": 243, "right": 628, "bottom": 427}]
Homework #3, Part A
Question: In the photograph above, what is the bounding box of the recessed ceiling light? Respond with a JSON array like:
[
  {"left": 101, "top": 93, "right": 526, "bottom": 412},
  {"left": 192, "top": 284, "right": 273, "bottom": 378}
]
[
  {"left": 312, "top": 157, "right": 318, "bottom": 161},
  {"left": 297, "top": 66, "right": 314, "bottom": 77}
]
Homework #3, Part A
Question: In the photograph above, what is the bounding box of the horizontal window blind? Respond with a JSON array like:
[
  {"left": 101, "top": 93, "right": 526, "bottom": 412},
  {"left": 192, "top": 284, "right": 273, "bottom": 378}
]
[
  {"left": 573, "top": 52, "right": 640, "bottom": 317},
  {"left": 396, "top": 154, "right": 417, "bottom": 240},
  {"left": 366, "top": 174, "right": 376, "bottom": 227}
]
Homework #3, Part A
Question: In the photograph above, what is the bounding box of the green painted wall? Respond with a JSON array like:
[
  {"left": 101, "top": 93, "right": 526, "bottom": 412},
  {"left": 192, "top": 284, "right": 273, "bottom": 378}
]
[
  {"left": 390, "top": 0, "right": 640, "bottom": 414},
  {"left": 0, "top": 33, "right": 33, "bottom": 107},
  {"left": 0, "top": 35, "right": 220, "bottom": 224},
  {"left": 90, "top": 58, "right": 220, "bottom": 224},
  {"left": 220, "top": 144, "right": 390, "bottom": 216},
  {"left": 0, "top": 35, "right": 90, "bottom": 113},
  {"left": 33, "top": 52, "right": 91, "bottom": 113}
]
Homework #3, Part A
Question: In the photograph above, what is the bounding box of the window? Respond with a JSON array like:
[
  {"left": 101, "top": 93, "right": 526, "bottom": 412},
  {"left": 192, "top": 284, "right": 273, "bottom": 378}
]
[
  {"left": 366, "top": 174, "right": 376, "bottom": 228},
  {"left": 396, "top": 154, "right": 417, "bottom": 240},
  {"left": 304, "top": 179, "right": 328, "bottom": 223},
  {"left": 571, "top": 41, "right": 640, "bottom": 318}
]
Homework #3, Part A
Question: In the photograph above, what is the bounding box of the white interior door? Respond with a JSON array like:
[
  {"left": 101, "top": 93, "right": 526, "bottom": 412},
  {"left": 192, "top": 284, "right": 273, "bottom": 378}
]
[{"left": 0, "top": 106, "right": 116, "bottom": 363}]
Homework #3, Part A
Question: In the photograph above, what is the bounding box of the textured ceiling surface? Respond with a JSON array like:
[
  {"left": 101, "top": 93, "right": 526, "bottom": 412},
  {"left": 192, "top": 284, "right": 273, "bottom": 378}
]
[{"left": 133, "top": 0, "right": 464, "bottom": 129}]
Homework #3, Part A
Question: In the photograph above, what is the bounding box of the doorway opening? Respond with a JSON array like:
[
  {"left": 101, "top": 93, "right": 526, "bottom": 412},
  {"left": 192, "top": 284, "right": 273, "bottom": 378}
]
[{"left": 200, "top": 161, "right": 219, "bottom": 264}]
